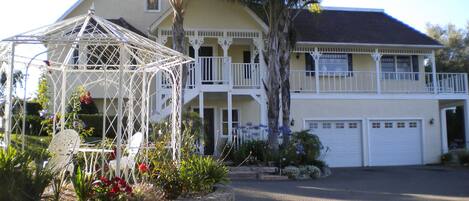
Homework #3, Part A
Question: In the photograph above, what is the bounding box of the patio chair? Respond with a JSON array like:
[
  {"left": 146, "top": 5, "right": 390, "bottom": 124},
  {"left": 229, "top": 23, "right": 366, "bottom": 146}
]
[
  {"left": 45, "top": 129, "right": 81, "bottom": 175},
  {"left": 109, "top": 132, "right": 143, "bottom": 183}
]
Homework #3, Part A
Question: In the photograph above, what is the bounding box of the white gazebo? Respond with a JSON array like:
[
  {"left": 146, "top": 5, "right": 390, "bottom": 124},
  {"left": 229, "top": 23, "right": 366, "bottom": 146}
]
[{"left": 0, "top": 9, "right": 192, "bottom": 176}]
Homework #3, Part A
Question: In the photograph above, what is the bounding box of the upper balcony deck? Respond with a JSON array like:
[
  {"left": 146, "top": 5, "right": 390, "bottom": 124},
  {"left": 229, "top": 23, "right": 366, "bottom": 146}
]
[{"left": 157, "top": 56, "right": 468, "bottom": 97}]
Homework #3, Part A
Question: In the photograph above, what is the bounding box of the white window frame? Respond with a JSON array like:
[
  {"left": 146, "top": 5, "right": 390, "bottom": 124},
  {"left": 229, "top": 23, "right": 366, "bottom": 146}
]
[
  {"left": 318, "top": 53, "right": 349, "bottom": 75},
  {"left": 221, "top": 109, "right": 240, "bottom": 136},
  {"left": 381, "top": 55, "right": 414, "bottom": 80},
  {"left": 145, "top": 0, "right": 161, "bottom": 12}
]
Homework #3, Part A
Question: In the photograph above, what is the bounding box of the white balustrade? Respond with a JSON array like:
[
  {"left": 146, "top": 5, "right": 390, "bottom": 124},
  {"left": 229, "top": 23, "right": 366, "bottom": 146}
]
[{"left": 231, "top": 63, "right": 260, "bottom": 88}]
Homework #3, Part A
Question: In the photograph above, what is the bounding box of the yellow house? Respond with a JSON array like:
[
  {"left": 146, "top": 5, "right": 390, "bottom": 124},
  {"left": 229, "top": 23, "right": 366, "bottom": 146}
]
[{"left": 60, "top": 0, "right": 469, "bottom": 167}]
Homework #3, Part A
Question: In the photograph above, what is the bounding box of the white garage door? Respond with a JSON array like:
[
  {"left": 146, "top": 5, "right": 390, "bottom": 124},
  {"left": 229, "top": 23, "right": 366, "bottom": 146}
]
[
  {"left": 306, "top": 120, "right": 363, "bottom": 167},
  {"left": 369, "top": 120, "right": 423, "bottom": 166}
]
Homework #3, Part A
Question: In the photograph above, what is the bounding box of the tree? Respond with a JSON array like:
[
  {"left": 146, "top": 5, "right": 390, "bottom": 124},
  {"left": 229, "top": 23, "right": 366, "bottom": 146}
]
[
  {"left": 229, "top": 0, "right": 320, "bottom": 151},
  {"left": 169, "top": 0, "right": 190, "bottom": 104},
  {"left": 0, "top": 70, "right": 23, "bottom": 97},
  {"left": 426, "top": 22, "right": 469, "bottom": 73}
]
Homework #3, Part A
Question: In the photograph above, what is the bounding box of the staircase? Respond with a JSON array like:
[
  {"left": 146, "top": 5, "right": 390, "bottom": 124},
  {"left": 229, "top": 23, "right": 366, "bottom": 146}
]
[{"left": 150, "top": 88, "right": 198, "bottom": 122}]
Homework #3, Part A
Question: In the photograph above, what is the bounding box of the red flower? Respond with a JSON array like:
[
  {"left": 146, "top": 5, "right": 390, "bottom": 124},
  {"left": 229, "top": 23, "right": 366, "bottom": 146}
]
[
  {"left": 138, "top": 163, "right": 148, "bottom": 173},
  {"left": 110, "top": 184, "right": 119, "bottom": 193},
  {"left": 118, "top": 178, "right": 126, "bottom": 186},
  {"left": 80, "top": 91, "right": 94, "bottom": 105},
  {"left": 125, "top": 186, "right": 132, "bottom": 194}
]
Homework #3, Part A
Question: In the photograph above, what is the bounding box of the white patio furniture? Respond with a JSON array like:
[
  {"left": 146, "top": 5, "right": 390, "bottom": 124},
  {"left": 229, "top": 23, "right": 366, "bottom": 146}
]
[
  {"left": 109, "top": 132, "right": 143, "bottom": 183},
  {"left": 45, "top": 129, "right": 81, "bottom": 174},
  {"left": 77, "top": 147, "right": 113, "bottom": 175}
]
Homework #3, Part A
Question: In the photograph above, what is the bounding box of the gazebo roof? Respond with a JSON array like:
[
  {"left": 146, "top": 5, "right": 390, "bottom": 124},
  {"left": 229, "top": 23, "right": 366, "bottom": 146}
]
[{"left": 1, "top": 10, "right": 193, "bottom": 70}]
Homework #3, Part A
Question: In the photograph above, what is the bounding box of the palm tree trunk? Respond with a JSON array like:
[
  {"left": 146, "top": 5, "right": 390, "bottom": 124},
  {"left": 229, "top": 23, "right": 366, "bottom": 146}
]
[
  {"left": 170, "top": 0, "right": 187, "bottom": 102},
  {"left": 279, "top": 14, "right": 294, "bottom": 146}
]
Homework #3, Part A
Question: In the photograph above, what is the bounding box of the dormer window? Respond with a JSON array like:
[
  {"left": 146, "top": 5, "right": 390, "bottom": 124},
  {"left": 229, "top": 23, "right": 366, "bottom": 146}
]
[{"left": 146, "top": 0, "right": 160, "bottom": 11}]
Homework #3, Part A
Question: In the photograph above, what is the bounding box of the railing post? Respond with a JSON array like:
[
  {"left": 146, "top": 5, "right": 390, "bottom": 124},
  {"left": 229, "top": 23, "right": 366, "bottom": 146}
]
[
  {"left": 228, "top": 57, "right": 233, "bottom": 88},
  {"left": 465, "top": 73, "right": 468, "bottom": 94},
  {"left": 189, "top": 36, "right": 204, "bottom": 88},
  {"left": 431, "top": 51, "right": 438, "bottom": 94},
  {"left": 372, "top": 49, "right": 382, "bottom": 94},
  {"left": 311, "top": 47, "right": 321, "bottom": 94}
]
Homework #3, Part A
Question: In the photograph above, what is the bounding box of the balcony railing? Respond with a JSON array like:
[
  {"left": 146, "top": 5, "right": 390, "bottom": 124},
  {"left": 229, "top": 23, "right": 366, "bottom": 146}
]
[
  {"left": 159, "top": 58, "right": 468, "bottom": 95},
  {"left": 291, "top": 70, "right": 468, "bottom": 94}
]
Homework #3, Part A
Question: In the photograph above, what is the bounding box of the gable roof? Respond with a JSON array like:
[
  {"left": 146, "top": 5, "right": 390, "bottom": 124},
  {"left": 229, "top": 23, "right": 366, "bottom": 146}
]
[
  {"left": 108, "top": 18, "right": 147, "bottom": 37},
  {"left": 293, "top": 9, "right": 441, "bottom": 47}
]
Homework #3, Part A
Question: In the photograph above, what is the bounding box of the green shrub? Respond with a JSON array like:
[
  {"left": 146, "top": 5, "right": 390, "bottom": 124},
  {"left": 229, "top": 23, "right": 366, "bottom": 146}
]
[
  {"left": 179, "top": 155, "right": 229, "bottom": 195},
  {"left": 281, "top": 130, "right": 323, "bottom": 166},
  {"left": 0, "top": 147, "right": 54, "bottom": 201},
  {"left": 71, "top": 166, "right": 95, "bottom": 201},
  {"left": 232, "top": 140, "right": 269, "bottom": 165},
  {"left": 12, "top": 115, "right": 48, "bottom": 136},
  {"left": 151, "top": 161, "right": 183, "bottom": 200}
]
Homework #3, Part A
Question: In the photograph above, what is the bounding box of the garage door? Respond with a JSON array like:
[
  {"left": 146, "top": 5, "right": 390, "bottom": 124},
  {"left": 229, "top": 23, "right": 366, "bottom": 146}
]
[
  {"left": 369, "top": 120, "right": 423, "bottom": 166},
  {"left": 306, "top": 120, "right": 363, "bottom": 167}
]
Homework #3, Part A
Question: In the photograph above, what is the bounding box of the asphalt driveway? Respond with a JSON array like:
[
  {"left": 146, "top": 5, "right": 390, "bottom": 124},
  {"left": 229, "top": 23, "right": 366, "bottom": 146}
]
[{"left": 232, "top": 166, "right": 469, "bottom": 201}]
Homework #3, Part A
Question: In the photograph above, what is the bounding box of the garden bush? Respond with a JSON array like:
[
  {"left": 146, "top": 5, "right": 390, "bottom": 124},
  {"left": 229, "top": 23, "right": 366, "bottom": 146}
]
[
  {"left": 231, "top": 140, "right": 269, "bottom": 165},
  {"left": 280, "top": 130, "right": 324, "bottom": 166},
  {"left": 0, "top": 147, "right": 54, "bottom": 201},
  {"left": 179, "top": 155, "right": 229, "bottom": 196}
]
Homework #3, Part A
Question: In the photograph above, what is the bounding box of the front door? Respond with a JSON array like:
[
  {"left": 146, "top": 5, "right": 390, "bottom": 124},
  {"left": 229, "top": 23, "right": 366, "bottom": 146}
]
[
  {"left": 189, "top": 46, "right": 214, "bottom": 84},
  {"left": 194, "top": 108, "right": 215, "bottom": 155}
]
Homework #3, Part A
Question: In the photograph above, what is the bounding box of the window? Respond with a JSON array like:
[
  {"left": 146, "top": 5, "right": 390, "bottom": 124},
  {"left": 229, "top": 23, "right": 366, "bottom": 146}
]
[
  {"left": 309, "top": 122, "right": 318, "bottom": 129},
  {"left": 335, "top": 123, "right": 345, "bottom": 129},
  {"left": 318, "top": 54, "right": 349, "bottom": 73},
  {"left": 349, "top": 122, "right": 358, "bottom": 129},
  {"left": 305, "top": 53, "right": 351, "bottom": 76},
  {"left": 409, "top": 122, "right": 417, "bottom": 128},
  {"left": 381, "top": 55, "right": 416, "bottom": 80},
  {"left": 384, "top": 122, "right": 393, "bottom": 128},
  {"left": 397, "top": 122, "right": 406, "bottom": 128},
  {"left": 372, "top": 122, "right": 380, "bottom": 128},
  {"left": 222, "top": 109, "right": 239, "bottom": 135},
  {"left": 146, "top": 0, "right": 159, "bottom": 11},
  {"left": 322, "top": 122, "right": 331, "bottom": 129}
]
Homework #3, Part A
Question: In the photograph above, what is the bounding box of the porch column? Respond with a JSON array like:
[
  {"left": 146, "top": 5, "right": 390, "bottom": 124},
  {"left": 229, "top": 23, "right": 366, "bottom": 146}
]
[
  {"left": 218, "top": 36, "right": 233, "bottom": 87},
  {"left": 189, "top": 36, "right": 204, "bottom": 87},
  {"left": 431, "top": 51, "right": 438, "bottom": 94},
  {"left": 198, "top": 92, "right": 204, "bottom": 154},
  {"left": 253, "top": 38, "right": 267, "bottom": 126},
  {"left": 228, "top": 92, "right": 233, "bottom": 143},
  {"left": 310, "top": 47, "right": 322, "bottom": 94},
  {"left": 372, "top": 49, "right": 382, "bottom": 94},
  {"left": 464, "top": 99, "right": 469, "bottom": 149},
  {"left": 440, "top": 108, "right": 449, "bottom": 154}
]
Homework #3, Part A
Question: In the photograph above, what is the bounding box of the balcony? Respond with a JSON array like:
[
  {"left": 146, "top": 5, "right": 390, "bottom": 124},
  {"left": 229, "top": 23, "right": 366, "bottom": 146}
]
[
  {"left": 291, "top": 70, "right": 468, "bottom": 94},
  {"left": 160, "top": 57, "right": 261, "bottom": 91},
  {"left": 159, "top": 57, "right": 468, "bottom": 95}
]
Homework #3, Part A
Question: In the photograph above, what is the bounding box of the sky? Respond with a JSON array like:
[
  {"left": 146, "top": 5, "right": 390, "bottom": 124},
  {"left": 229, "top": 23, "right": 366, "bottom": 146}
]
[{"left": 0, "top": 0, "right": 468, "bottom": 98}]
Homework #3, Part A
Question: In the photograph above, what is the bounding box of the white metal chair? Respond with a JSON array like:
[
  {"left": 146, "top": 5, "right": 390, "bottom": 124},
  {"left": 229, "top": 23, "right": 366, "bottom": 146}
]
[
  {"left": 45, "top": 129, "right": 81, "bottom": 174},
  {"left": 109, "top": 132, "right": 143, "bottom": 183}
]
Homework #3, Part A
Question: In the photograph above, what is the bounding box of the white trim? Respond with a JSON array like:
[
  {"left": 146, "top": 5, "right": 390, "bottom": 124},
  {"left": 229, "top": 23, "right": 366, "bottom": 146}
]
[
  {"left": 144, "top": 0, "right": 161, "bottom": 12},
  {"left": 440, "top": 108, "right": 449, "bottom": 154},
  {"left": 367, "top": 118, "right": 425, "bottom": 165},
  {"left": 220, "top": 108, "right": 240, "bottom": 136},
  {"left": 296, "top": 41, "right": 443, "bottom": 49},
  {"left": 57, "top": 0, "right": 85, "bottom": 22},
  {"left": 149, "top": 8, "right": 173, "bottom": 33},
  {"left": 321, "top": 6, "right": 384, "bottom": 13},
  {"left": 303, "top": 118, "right": 366, "bottom": 166}
]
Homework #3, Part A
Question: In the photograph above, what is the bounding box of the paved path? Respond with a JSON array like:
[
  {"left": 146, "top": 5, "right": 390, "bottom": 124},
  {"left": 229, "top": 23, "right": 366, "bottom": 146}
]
[{"left": 232, "top": 166, "right": 469, "bottom": 201}]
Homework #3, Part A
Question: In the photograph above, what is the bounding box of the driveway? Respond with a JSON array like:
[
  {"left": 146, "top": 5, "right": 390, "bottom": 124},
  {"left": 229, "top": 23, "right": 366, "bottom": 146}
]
[{"left": 232, "top": 166, "right": 469, "bottom": 201}]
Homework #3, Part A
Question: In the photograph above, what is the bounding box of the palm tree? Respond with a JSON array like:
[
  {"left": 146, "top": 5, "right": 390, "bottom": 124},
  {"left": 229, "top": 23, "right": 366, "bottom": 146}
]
[{"left": 229, "top": 0, "right": 320, "bottom": 151}]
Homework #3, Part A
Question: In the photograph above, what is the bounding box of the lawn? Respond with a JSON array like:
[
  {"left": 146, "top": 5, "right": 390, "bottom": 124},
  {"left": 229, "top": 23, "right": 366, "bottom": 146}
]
[{"left": 1, "top": 133, "right": 52, "bottom": 158}]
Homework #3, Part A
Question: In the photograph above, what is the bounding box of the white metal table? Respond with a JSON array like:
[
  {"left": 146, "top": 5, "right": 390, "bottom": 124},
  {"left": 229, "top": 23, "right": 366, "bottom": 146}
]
[{"left": 77, "top": 147, "right": 113, "bottom": 174}]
